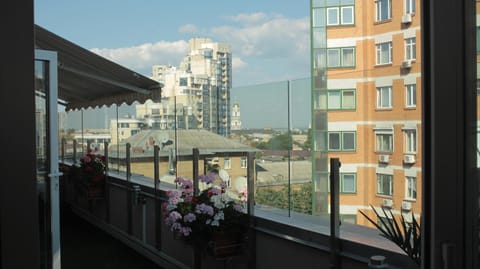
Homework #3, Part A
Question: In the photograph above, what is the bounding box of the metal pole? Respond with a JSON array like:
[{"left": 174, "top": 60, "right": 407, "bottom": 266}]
[
  {"left": 193, "top": 148, "right": 199, "bottom": 195},
  {"left": 104, "top": 141, "right": 110, "bottom": 224},
  {"left": 126, "top": 143, "right": 131, "bottom": 181},
  {"left": 330, "top": 158, "right": 341, "bottom": 269},
  {"left": 247, "top": 151, "right": 256, "bottom": 269},
  {"left": 154, "top": 145, "right": 162, "bottom": 250},
  {"left": 73, "top": 139, "right": 77, "bottom": 164}
]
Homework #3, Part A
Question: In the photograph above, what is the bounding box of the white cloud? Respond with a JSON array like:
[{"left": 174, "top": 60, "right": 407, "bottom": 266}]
[
  {"left": 224, "top": 12, "right": 269, "bottom": 25},
  {"left": 211, "top": 15, "right": 309, "bottom": 59},
  {"left": 88, "top": 13, "right": 310, "bottom": 86},
  {"left": 90, "top": 40, "right": 189, "bottom": 76},
  {"left": 232, "top": 57, "right": 247, "bottom": 69},
  {"left": 179, "top": 24, "right": 199, "bottom": 34}
]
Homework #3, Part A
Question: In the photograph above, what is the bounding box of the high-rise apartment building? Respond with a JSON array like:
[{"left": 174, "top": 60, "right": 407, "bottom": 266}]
[
  {"left": 311, "top": 0, "right": 421, "bottom": 225},
  {"left": 143, "top": 38, "right": 232, "bottom": 136}
]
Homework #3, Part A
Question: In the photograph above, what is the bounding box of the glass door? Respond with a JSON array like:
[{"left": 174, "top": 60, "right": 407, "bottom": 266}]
[{"left": 35, "top": 49, "right": 61, "bottom": 269}]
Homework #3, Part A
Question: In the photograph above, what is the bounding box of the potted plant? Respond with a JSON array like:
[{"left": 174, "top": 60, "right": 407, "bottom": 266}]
[
  {"left": 164, "top": 173, "right": 248, "bottom": 257},
  {"left": 360, "top": 205, "right": 421, "bottom": 267},
  {"left": 79, "top": 149, "right": 106, "bottom": 199}
]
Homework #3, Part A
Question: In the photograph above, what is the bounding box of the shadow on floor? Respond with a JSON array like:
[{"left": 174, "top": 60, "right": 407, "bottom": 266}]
[{"left": 61, "top": 206, "right": 164, "bottom": 269}]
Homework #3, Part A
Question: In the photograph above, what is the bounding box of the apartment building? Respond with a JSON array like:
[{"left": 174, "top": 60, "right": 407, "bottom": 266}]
[
  {"left": 143, "top": 38, "right": 232, "bottom": 136},
  {"left": 313, "top": 0, "right": 421, "bottom": 225}
]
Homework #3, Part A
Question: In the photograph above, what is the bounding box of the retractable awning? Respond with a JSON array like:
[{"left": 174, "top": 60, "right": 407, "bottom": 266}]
[{"left": 34, "top": 24, "right": 162, "bottom": 111}]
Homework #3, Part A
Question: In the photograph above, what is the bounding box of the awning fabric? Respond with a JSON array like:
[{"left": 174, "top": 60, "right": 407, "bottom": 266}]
[{"left": 34, "top": 25, "right": 162, "bottom": 111}]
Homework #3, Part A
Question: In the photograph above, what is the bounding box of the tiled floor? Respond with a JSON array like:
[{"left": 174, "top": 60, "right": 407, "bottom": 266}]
[{"left": 60, "top": 207, "right": 164, "bottom": 269}]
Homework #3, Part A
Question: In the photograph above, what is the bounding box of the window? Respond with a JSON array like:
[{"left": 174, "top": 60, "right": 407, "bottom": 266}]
[
  {"left": 376, "top": 42, "right": 392, "bottom": 65},
  {"left": 223, "top": 157, "right": 231, "bottom": 169},
  {"left": 405, "top": 176, "right": 417, "bottom": 200},
  {"left": 240, "top": 157, "right": 247, "bottom": 168},
  {"left": 327, "top": 7, "right": 339, "bottom": 25},
  {"left": 376, "top": 86, "right": 392, "bottom": 108},
  {"left": 179, "top": 77, "right": 188, "bottom": 86},
  {"left": 377, "top": 174, "right": 393, "bottom": 196},
  {"left": 375, "top": 0, "right": 392, "bottom": 21},
  {"left": 404, "top": 129, "right": 417, "bottom": 153},
  {"left": 376, "top": 131, "right": 393, "bottom": 152},
  {"left": 405, "top": 38, "right": 416, "bottom": 60},
  {"left": 328, "top": 131, "right": 356, "bottom": 151},
  {"left": 405, "top": 84, "right": 416, "bottom": 107},
  {"left": 405, "top": 0, "right": 415, "bottom": 14},
  {"left": 328, "top": 89, "right": 356, "bottom": 110},
  {"left": 341, "top": 173, "right": 356, "bottom": 193},
  {"left": 326, "top": 6, "right": 355, "bottom": 26},
  {"left": 327, "top": 47, "right": 355, "bottom": 68}
]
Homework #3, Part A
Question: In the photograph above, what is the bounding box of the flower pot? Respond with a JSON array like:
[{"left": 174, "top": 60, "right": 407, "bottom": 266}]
[{"left": 208, "top": 231, "right": 244, "bottom": 258}]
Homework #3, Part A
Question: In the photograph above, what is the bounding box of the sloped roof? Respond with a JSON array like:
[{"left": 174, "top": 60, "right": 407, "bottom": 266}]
[
  {"left": 110, "top": 129, "right": 258, "bottom": 158},
  {"left": 34, "top": 25, "right": 162, "bottom": 110}
]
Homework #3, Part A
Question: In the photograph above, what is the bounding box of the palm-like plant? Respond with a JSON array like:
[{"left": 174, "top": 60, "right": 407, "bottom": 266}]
[{"left": 359, "top": 205, "right": 421, "bottom": 266}]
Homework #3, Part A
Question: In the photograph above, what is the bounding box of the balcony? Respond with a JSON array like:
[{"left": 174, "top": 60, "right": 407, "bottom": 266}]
[{"left": 56, "top": 141, "right": 416, "bottom": 269}]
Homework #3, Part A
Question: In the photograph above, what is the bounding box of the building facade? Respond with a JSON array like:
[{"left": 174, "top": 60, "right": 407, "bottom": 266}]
[
  {"left": 312, "top": 0, "right": 422, "bottom": 226},
  {"left": 143, "top": 38, "right": 232, "bottom": 136}
]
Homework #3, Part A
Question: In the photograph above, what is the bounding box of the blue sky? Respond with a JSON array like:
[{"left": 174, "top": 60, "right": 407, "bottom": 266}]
[
  {"left": 35, "top": 1, "right": 312, "bottom": 129},
  {"left": 35, "top": 0, "right": 311, "bottom": 87}
]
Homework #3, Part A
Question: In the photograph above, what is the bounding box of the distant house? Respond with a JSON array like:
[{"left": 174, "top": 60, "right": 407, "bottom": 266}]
[{"left": 108, "top": 129, "right": 258, "bottom": 188}]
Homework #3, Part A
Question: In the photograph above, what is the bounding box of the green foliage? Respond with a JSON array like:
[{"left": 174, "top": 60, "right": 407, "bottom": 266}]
[
  {"left": 255, "top": 183, "right": 312, "bottom": 214},
  {"left": 359, "top": 206, "right": 421, "bottom": 267}
]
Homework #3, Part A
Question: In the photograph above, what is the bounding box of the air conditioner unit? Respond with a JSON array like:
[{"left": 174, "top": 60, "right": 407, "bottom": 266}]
[
  {"left": 401, "top": 201, "right": 412, "bottom": 211},
  {"left": 401, "top": 60, "right": 412, "bottom": 69},
  {"left": 403, "top": 154, "right": 416, "bottom": 164},
  {"left": 382, "top": 199, "right": 394, "bottom": 208},
  {"left": 402, "top": 14, "right": 412, "bottom": 24},
  {"left": 379, "top": 155, "right": 390, "bottom": 163}
]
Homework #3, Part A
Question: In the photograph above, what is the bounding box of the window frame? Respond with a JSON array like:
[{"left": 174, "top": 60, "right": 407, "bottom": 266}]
[
  {"left": 377, "top": 173, "right": 393, "bottom": 196},
  {"left": 326, "top": 5, "right": 355, "bottom": 26},
  {"left": 376, "top": 86, "right": 392, "bottom": 109},
  {"left": 375, "top": 130, "right": 394, "bottom": 153},
  {"left": 223, "top": 157, "right": 231, "bottom": 170},
  {"left": 341, "top": 173, "right": 357, "bottom": 193},
  {"left": 376, "top": 42, "right": 392, "bottom": 65},
  {"left": 405, "top": 0, "right": 416, "bottom": 14},
  {"left": 375, "top": 0, "right": 392, "bottom": 22},
  {"left": 240, "top": 157, "right": 247, "bottom": 168},
  {"left": 404, "top": 129, "right": 417, "bottom": 153},
  {"left": 405, "top": 176, "right": 417, "bottom": 200},
  {"left": 328, "top": 131, "right": 356, "bottom": 152},
  {"left": 327, "top": 47, "right": 356, "bottom": 68},
  {"left": 327, "top": 89, "right": 357, "bottom": 110},
  {"left": 405, "top": 37, "right": 416, "bottom": 61},
  {"left": 405, "top": 84, "right": 417, "bottom": 108}
]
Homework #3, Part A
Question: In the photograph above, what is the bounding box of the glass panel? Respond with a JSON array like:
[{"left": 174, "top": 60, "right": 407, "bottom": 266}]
[
  {"left": 341, "top": 6, "right": 354, "bottom": 25},
  {"left": 327, "top": 49, "right": 341, "bottom": 67},
  {"left": 342, "top": 132, "right": 355, "bottom": 150},
  {"left": 342, "top": 90, "right": 356, "bottom": 108},
  {"left": 329, "top": 132, "right": 341, "bottom": 150},
  {"left": 328, "top": 90, "right": 341, "bottom": 109},
  {"left": 35, "top": 59, "right": 50, "bottom": 269},
  {"left": 342, "top": 47, "right": 355, "bottom": 67},
  {"left": 327, "top": 7, "right": 339, "bottom": 25}
]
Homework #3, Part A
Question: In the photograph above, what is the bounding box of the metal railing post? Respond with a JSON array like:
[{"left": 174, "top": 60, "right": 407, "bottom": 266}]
[
  {"left": 73, "top": 139, "right": 77, "bottom": 164},
  {"left": 330, "top": 158, "right": 341, "bottom": 269},
  {"left": 126, "top": 143, "right": 131, "bottom": 181},
  {"left": 247, "top": 151, "right": 256, "bottom": 269},
  {"left": 193, "top": 148, "right": 199, "bottom": 195},
  {"left": 104, "top": 141, "right": 110, "bottom": 224},
  {"left": 154, "top": 145, "right": 162, "bottom": 250}
]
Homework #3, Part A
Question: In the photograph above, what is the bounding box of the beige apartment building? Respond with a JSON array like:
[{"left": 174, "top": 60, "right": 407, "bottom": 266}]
[{"left": 322, "top": 0, "right": 422, "bottom": 225}]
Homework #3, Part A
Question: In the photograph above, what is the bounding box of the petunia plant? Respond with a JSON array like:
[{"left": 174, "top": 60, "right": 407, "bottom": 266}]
[{"left": 164, "top": 173, "right": 248, "bottom": 243}]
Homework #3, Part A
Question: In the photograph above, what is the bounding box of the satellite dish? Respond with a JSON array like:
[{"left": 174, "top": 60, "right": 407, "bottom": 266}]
[{"left": 218, "top": 169, "right": 230, "bottom": 182}]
